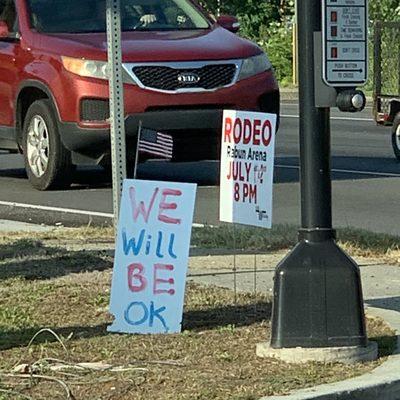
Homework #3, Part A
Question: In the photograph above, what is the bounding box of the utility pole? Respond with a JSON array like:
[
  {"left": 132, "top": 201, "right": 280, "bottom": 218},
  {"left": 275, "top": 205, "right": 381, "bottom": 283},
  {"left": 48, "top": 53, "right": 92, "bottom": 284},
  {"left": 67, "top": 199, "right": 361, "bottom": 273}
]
[{"left": 106, "top": 0, "right": 127, "bottom": 229}]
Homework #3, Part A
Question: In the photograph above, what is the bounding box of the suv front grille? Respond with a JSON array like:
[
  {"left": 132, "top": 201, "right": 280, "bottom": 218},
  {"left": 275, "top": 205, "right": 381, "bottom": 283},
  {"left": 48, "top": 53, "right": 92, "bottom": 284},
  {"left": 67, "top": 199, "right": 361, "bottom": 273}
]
[{"left": 130, "top": 63, "right": 238, "bottom": 92}]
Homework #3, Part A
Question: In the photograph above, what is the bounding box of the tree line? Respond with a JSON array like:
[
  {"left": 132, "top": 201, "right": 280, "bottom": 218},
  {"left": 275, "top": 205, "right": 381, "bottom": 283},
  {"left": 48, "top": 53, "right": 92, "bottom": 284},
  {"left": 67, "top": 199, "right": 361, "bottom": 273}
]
[{"left": 200, "top": 0, "right": 400, "bottom": 86}]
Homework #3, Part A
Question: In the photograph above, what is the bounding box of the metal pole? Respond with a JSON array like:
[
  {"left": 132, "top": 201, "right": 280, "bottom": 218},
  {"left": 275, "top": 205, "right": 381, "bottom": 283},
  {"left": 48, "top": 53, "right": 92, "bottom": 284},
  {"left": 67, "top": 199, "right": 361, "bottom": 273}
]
[
  {"left": 292, "top": 0, "right": 298, "bottom": 86},
  {"left": 106, "top": 0, "right": 127, "bottom": 229},
  {"left": 373, "top": 21, "right": 382, "bottom": 119},
  {"left": 270, "top": 0, "right": 367, "bottom": 349},
  {"left": 297, "top": 0, "right": 332, "bottom": 232},
  {"left": 292, "top": 22, "right": 298, "bottom": 86}
]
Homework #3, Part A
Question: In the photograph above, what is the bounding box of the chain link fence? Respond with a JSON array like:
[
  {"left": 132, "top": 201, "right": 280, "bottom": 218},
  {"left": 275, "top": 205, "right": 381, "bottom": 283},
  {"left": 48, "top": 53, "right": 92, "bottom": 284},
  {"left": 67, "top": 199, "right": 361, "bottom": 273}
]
[
  {"left": 374, "top": 21, "right": 400, "bottom": 96},
  {"left": 373, "top": 21, "right": 400, "bottom": 121}
]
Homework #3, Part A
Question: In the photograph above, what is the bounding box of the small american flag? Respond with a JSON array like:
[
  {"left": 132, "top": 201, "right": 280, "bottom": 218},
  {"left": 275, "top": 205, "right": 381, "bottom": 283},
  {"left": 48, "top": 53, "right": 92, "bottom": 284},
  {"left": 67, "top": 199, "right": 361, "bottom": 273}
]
[{"left": 138, "top": 127, "right": 173, "bottom": 159}]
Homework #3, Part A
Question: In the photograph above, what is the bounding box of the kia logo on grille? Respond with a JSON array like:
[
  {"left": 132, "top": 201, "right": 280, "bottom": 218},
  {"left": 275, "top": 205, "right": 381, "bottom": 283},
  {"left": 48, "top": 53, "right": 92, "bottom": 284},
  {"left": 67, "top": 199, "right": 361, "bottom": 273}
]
[{"left": 177, "top": 72, "right": 201, "bottom": 84}]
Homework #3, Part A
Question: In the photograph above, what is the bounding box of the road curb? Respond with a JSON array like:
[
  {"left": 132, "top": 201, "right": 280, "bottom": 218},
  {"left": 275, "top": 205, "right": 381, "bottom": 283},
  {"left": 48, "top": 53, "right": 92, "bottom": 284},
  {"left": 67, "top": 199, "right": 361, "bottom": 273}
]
[
  {"left": 0, "top": 219, "right": 53, "bottom": 232},
  {"left": 260, "top": 305, "right": 400, "bottom": 400}
]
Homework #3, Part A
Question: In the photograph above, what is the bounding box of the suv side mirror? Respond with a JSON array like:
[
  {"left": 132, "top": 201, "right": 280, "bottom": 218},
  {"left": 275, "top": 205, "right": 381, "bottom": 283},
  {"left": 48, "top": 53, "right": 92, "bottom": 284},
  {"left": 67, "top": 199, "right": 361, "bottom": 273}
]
[
  {"left": 0, "top": 21, "right": 9, "bottom": 38},
  {"left": 217, "top": 15, "right": 240, "bottom": 33}
]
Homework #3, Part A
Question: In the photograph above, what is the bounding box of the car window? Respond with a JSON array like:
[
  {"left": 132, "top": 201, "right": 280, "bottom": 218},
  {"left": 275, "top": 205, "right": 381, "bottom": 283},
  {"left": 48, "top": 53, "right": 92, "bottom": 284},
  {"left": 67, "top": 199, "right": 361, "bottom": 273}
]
[
  {"left": 27, "top": 0, "right": 210, "bottom": 34},
  {"left": 0, "top": 0, "right": 18, "bottom": 34}
]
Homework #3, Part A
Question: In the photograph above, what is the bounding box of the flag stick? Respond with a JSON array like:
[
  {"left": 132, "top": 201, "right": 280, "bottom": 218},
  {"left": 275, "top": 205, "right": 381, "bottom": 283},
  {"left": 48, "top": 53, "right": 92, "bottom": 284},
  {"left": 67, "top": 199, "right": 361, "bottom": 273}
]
[{"left": 133, "top": 120, "right": 142, "bottom": 180}]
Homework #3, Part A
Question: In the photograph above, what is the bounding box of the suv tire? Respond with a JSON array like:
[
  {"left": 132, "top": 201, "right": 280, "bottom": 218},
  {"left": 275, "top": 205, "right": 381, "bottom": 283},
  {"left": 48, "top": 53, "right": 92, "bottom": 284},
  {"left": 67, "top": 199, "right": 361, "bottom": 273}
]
[
  {"left": 22, "top": 99, "right": 74, "bottom": 190},
  {"left": 391, "top": 113, "right": 400, "bottom": 161}
]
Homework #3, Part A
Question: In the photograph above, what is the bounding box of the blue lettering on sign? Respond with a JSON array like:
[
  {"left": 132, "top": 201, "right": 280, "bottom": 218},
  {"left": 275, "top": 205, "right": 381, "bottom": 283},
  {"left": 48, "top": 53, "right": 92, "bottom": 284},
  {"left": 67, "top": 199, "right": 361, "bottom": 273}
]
[
  {"left": 145, "top": 234, "right": 152, "bottom": 255},
  {"left": 124, "top": 301, "right": 148, "bottom": 326},
  {"left": 149, "top": 302, "right": 169, "bottom": 332},
  {"left": 123, "top": 230, "right": 178, "bottom": 260},
  {"left": 122, "top": 229, "right": 145, "bottom": 256},
  {"left": 168, "top": 233, "right": 177, "bottom": 259},
  {"left": 124, "top": 301, "right": 169, "bottom": 333},
  {"left": 156, "top": 231, "right": 164, "bottom": 258}
]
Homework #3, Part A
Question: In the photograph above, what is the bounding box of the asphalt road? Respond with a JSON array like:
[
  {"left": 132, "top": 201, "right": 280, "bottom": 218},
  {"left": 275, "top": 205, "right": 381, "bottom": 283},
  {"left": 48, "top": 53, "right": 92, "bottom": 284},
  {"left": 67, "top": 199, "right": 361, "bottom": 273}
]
[{"left": 0, "top": 102, "right": 399, "bottom": 235}]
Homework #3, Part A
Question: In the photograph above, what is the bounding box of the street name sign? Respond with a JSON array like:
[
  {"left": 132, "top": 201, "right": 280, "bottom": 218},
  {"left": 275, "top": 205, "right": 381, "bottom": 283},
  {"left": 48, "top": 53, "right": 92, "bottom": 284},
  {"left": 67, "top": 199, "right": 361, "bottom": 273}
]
[{"left": 322, "top": 0, "right": 368, "bottom": 87}]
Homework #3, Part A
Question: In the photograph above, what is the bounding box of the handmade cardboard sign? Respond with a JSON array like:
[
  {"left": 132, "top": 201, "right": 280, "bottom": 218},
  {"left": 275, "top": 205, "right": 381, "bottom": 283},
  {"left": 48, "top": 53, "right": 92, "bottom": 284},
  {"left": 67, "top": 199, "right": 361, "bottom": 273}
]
[
  {"left": 108, "top": 180, "right": 197, "bottom": 334},
  {"left": 219, "top": 110, "right": 277, "bottom": 228}
]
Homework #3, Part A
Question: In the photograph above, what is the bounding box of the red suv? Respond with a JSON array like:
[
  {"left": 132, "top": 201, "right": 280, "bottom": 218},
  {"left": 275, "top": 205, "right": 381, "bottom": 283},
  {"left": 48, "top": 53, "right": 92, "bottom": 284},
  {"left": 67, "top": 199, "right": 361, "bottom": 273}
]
[{"left": 0, "top": 0, "right": 280, "bottom": 190}]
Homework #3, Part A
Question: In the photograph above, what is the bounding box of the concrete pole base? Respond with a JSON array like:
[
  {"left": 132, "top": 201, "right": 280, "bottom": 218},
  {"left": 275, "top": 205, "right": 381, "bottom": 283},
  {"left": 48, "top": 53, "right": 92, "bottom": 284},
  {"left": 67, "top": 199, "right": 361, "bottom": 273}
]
[{"left": 256, "top": 341, "right": 378, "bottom": 364}]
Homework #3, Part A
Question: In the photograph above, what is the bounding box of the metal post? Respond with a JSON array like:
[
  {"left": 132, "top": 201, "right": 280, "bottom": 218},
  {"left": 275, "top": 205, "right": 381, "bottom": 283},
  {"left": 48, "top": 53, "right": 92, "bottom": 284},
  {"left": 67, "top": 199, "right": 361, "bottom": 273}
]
[
  {"left": 270, "top": 0, "right": 367, "bottom": 349},
  {"left": 373, "top": 21, "right": 382, "bottom": 117},
  {"left": 106, "top": 0, "right": 127, "bottom": 229},
  {"left": 297, "top": 3, "right": 332, "bottom": 231},
  {"left": 292, "top": 0, "right": 298, "bottom": 86},
  {"left": 292, "top": 22, "right": 298, "bottom": 86}
]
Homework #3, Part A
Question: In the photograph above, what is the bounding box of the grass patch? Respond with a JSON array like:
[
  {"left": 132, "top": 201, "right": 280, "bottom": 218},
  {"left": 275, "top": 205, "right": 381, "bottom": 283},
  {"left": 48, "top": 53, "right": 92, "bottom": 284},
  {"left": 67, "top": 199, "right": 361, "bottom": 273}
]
[
  {"left": 2, "top": 224, "right": 400, "bottom": 260},
  {"left": 337, "top": 227, "right": 400, "bottom": 257},
  {"left": 192, "top": 224, "right": 298, "bottom": 252},
  {"left": 0, "top": 279, "right": 393, "bottom": 400},
  {"left": 192, "top": 225, "right": 400, "bottom": 261},
  {"left": 0, "top": 234, "right": 396, "bottom": 400},
  {"left": 0, "top": 226, "right": 115, "bottom": 244},
  {"left": 192, "top": 225, "right": 400, "bottom": 253}
]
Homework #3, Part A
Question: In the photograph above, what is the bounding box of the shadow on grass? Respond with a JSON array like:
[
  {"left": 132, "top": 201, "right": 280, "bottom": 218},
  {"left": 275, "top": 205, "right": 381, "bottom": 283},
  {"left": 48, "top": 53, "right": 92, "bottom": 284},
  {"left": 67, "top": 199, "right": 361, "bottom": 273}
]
[
  {"left": 0, "top": 239, "right": 113, "bottom": 281},
  {"left": 0, "top": 301, "right": 271, "bottom": 351},
  {"left": 183, "top": 300, "right": 271, "bottom": 331},
  {"left": 0, "top": 239, "right": 50, "bottom": 261},
  {"left": 0, "top": 324, "right": 110, "bottom": 351}
]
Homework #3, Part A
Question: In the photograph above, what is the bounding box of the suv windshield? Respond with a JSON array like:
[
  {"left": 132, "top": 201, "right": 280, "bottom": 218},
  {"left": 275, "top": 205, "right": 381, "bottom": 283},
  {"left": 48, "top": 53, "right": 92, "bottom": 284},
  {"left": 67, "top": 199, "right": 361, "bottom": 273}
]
[{"left": 27, "top": 0, "right": 210, "bottom": 33}]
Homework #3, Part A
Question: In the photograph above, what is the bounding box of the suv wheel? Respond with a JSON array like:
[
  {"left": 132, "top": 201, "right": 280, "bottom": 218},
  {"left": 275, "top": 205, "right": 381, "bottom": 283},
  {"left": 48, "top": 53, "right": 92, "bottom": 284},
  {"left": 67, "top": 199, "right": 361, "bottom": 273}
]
[
  {"left": 391, "top": 113, "right": 400, "bottom": 161},
  {"left": 23, "top": 99, "right": 74, "bottom": 190}
]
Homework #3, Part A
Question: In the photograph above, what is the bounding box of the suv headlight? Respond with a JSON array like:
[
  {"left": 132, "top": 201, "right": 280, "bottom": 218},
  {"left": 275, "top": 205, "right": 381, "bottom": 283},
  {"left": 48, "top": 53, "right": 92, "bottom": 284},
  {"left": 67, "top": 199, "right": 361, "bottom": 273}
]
[
  {"left": 62, "top": 56, "right": 109, "bottom": 79},
  {"left": 238, "top": 53, "right": 272, "bottom": 81},
  {"left": 61, "top": 56, "right": 132, "bottom": 83}
]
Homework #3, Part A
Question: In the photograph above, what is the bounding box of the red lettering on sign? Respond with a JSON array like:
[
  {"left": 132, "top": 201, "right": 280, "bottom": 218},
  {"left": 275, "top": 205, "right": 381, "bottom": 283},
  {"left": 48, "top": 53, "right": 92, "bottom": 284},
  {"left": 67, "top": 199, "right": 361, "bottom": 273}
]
[
  {"left": 249, "top": 184, "right": 257, "bottom": 203},
  {"left": 226, "top": 117, "right": 274, "bottom": 146},
  {"left": 253, "top": 119, "right": 261, "bottom": 145},
  {"left": 127, "top": 263, "right": 147, "bottom": 292},
  {"left": 245, "top": 162, "right": 252, "bottom": 181},
  {"left": 243, "top": 118, "right": 252, "bottom": 144},
  {"left": 129, "top": 187, "right": 159, "bottom": 223},
  {"left": 234, "top": 182, "right": 240, "bottom": 201},
  {"left": 224, "top": 117, "right": 233, "bottom": 143},
  {"left": 153, "top": 264, "right": 175, "bottom": 295},
  {"left": 262, "top": 120, "right": 272, "bottom": 146},
  {"left": 233, "top": 118, "right": 242, "bottom": 144},
  {"left": 158, "top": 189, "right": 182, "bottom": 225},
  {"left": 242, "top": 183, "right": 257, "bottom": 203}
]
